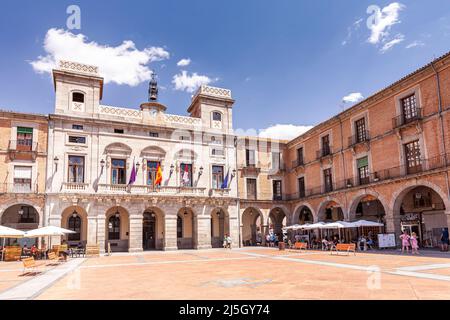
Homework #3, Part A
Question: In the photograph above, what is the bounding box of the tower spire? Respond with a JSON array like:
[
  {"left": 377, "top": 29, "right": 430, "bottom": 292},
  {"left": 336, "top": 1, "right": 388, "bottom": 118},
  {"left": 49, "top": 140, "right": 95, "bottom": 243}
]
[{"left": 148, "top": 71, "right": 158, "bottom": 101}]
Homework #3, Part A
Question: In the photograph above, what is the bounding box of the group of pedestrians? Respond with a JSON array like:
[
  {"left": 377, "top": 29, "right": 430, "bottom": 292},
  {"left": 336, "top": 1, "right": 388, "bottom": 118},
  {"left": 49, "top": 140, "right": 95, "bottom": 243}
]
[
  {"left": 265, "top": 233, "right": 280, "bottom": 247},
  {"left": 399, "top": 230, "right": 420, "bottom": 254}
]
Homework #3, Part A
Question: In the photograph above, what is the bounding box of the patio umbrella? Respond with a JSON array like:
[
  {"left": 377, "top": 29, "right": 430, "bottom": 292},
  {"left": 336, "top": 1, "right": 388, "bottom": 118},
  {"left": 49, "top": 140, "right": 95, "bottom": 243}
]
[
  {"left": 24, "top": 226, "right": 75, "bottom": 256},
  {"left": 24, "top": 226, "right": 75, "bottom": 237},
  {"left": 0, "top": 226, "right": 25, "bottom": 261},
  {"left": 352, "top": 220, "right": 384, "bottom": 227}
]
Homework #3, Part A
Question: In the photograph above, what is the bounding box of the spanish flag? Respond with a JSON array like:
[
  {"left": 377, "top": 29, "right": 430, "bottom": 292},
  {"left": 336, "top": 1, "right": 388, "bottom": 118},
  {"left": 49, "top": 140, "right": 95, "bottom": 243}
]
[{"left": 154, "top": 163, "right": 163, "bottom": 186}]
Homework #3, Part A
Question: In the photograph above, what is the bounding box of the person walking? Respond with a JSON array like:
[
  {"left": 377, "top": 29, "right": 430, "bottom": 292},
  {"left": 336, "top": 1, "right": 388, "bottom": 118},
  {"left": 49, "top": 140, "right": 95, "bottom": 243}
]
[
  {"left": 440, "top": 228, "right": 449, "bottom": 252},
  {"left": 265, "top": 234, "right": 271, "bottom": 247},
  {"left": 400, "top": 230, "right": 411, "bottom": 254},
  {"left": 410, "top": 232, "right": 419, "bottom": 255}
]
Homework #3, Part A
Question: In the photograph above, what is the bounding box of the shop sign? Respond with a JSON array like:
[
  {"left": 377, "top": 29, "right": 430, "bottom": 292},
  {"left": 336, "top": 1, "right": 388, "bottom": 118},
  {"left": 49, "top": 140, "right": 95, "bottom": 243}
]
[{"left": 400, "top": 213, "right": 420, "bottom": 222}]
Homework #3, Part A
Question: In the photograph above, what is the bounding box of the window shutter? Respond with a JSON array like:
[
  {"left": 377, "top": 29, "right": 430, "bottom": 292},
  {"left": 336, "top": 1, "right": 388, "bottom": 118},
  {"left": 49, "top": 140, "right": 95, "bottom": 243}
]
[
  {"left": 357, "top": 157, "right": 368, "bottom": 168},
  {"left": 17, "top": 127, "right": 33, "bottom": 134},
  {"left": 14, "top": 166, "right": 32, "bottom": 179}
]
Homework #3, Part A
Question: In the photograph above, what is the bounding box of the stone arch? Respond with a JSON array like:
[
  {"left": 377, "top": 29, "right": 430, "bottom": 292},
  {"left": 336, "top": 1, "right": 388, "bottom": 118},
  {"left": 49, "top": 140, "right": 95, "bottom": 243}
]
[
  {"left": 0, "top": 199, "right": 43, "bottom": 228},
  {"left": 391, "top": 180, "right": 450, "bottom": 214},
  {"left": 174, "top": 148, "right": 198, "bottom": 161},
  {"left": 61, "top": 205, "right": 88, "bottom": 245},
  {"left": 268, "top": 207, "right": 288, "bottom": 240},
  {"left": 177, "top": 207, "right": 195, "bottom": 249},
  {"left": 292, "top": 202, "right": 316, "bottom": 224},
  {"left": 104, "top": 206, "right": 130, "bottom": 252},
  {"left": 241, "top": 207, "right": 264, "bottom": 246},
  {"left": 210, "top": 207, "right": 229, "bottom": 248},
  {"left": 142, "top": 206, "right": 165, "bottom": 250},
  {"left": 390, "top": 180, "right": 449, "bottom": 241},
  {"left": 348, "top": 190, "right": 389, "bottom": 221},
  {"left": 317, "top": 198, "right": 345, "bottom": 222}
]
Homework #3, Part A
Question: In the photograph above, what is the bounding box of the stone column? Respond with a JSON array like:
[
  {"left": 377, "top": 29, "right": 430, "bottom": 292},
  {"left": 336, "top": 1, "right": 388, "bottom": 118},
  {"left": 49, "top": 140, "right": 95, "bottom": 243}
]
[
  {"left": 128, "top": 214, "right": 143, "bottom": 252},
  {"left": 163, "top": 215, "right": 178, "bottom": 251},
  {"left": 48, "top": 214, "right": 62, "bottom": 247},
  {"left": 194, "top": 215, "right": 212, "bottom": 249},
  {"left": 227, "top": 205, "right": 240, "bottom": 248},
  {"left": 87, "top": 216, "right": 98, "bottom": 246},
  {"left": 261, "top": 224, "right": 269, "bottom": 246},
  {"left": 97, "top": 214, "right": 106, "bottom": 253}
]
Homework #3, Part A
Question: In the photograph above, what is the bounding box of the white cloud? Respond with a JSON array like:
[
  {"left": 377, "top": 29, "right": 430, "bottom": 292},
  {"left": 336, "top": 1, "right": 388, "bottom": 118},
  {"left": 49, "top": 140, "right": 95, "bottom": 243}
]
[
  {"left": 380, "top": 34, "right": 405, "bottom": 53},
  {"left": 258, "top": 124, "right": 313, "bottom": 140},
  {"left": 367, "top": 2, "right": 405, "bottom": 45},
  {"left": 177, "top": 58, "right": 191, "bottom": 67},
  {"left": 405, "top": 40, "right": 425, "bottom": 49},
  {"left": 342, "top": 92, "right": 364, "bottom": 104},
  {"left": 30, "top": 28, "right": 170, "bottom": 86},
  {"left": 172, "top": 70, "right": 214, "bottom": 93},
  {"left": 342, "top": 18, "right": 363, "bottom": 46}
]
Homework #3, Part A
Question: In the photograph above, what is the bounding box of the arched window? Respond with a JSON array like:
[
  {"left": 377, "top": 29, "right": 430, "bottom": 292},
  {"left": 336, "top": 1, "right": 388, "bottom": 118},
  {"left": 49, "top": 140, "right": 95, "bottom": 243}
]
[
  {"left": 212, "top": 112, "right": 222, "bottom": 121},
  {"left": 108, "top": 216, "right": 120, "bottom": 240},
  {"left": 68, "top": 215, "right": 81, "bottom": 241},
  {"left": 72, "top": 92, "right": 85, "bottom": 103},
  {"left": 177, "top": 216, "right": 183, "bottom": 239}
]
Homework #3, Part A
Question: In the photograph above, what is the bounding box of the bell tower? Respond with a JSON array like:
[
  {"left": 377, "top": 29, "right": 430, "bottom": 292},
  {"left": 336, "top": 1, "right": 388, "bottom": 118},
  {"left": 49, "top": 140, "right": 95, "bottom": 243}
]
[{"left": 148, "top": 71, "right": 158, "bottom": 101}]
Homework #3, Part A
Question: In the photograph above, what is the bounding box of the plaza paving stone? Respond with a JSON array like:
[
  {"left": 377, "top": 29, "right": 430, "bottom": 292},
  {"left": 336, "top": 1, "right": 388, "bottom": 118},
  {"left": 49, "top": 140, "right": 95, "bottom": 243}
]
[{"left": 24, "top": 247, "right": 450, "bottom": 300}]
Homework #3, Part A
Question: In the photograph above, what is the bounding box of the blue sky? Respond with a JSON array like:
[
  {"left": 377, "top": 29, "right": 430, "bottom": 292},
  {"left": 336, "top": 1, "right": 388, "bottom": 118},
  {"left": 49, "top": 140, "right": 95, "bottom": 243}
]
[{"left": 0, "top": 0, "right": 449, "bottom": 139}]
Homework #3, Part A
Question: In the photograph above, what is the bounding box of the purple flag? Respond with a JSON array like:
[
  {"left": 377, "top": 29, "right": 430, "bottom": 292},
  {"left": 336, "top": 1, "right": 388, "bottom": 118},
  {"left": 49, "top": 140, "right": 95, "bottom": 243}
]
[{"left": 128, "top": 160, "right": 137, "bottom": 185}]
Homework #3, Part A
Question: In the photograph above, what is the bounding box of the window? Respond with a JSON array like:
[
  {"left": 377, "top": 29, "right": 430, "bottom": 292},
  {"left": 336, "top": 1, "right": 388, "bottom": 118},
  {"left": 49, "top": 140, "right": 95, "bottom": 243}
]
[
  {"left": 246, "top": 149, "right": 256, "bottom": 166},
  {"left": 180, "top": 163, "right": 193, "bottom": 187},
  {"left": 68, "top": 215, "right": 81, "bottom": 241},
  {"left": 297, "top": 148, "right": 304, "bottom": 166},
  {"left": 357, "top": 156, "right": 370, "bottom": 185},
  {"left": 273, "top": 180, "right": 282, "bottom": 200},
  {"left": 18, "top": 206, "right": 36, "bottom": 224},
  {"left": 72, "top": 92, "right": 85, "bottom": 103},
  {"left": 114, "top": 128, "right": 124, "bottom": 134},
  {"left": 246, "top": 178, "right": 257, "bottom": 200},
  {"left": 111, "top": 159, "right": 127, "bottom": 184},
  {"left": 68, "top": 156, "right": 85, "bottom": 183},
  {"left": 177, "top": 216, "right": 183, "bottom": 239},
  {"left": 108, "top": 216, "right": 120, "bottom": 240},
  {"left": 212, "top": 148, "right": 224, "bottom": 156},
  {"left": 272, "top": 152, "right": 281, "bottom": 171},
  {"left": 16, "top": 127, "right": 33, "bottom": 151},
  {"left": 180, "top": 135, "right": 191, "bottom": 141},
  {"left": 72, "top": 124, "right": 83, "bottom": 130},
  {"left": 298, "top": 177, "right": 305, "bottom": 198},
  {"left": 68, "top": 136, "right": 86, "bottom": 144},
  {"left": 149, "top": 132, "right": 159, "bottom": 137},
  {"left": 324, "top": 168, "right": 333, "bottom": 193},
  {"left": 146, "top": 161, "right": 160, "bottom": 186},
  {"left": 355, "top": 118, "right": 367, "bottom": 143},
  {"left": 321, "top": 135, "right": 330, "bottom": 156},
  {"left": 404, "top": 140, "right": 422, "bottom": 174},
  {"left": 401, "top": 94, "right": 419, "bottom": 123},
  {"left": 212, "top": 112, "right": 222, "bottom": 121},
  {"left": 413, "top": 191, "right": 432, "bottom": 208},
  {"left": 13, "top": 166, "right": 32, "bottom": 192},
  {"left": 212, "top": 165, "right": 224, "bottom": 189}
]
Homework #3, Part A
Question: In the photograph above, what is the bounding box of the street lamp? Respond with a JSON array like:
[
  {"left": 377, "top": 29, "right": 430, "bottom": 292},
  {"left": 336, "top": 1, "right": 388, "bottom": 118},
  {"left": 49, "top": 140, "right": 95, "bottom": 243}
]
[
  {"left": 198, "top": 166, "right": 204, "bottom": 176},
  {"left": 72, "top": 210, "right": 78, "bottom": 218},
  {"left": 136, "top": 162, "right": 141, "bottom": 171},
  {"left": 54, "top": 156, "right": 59, "bottom": 171}
]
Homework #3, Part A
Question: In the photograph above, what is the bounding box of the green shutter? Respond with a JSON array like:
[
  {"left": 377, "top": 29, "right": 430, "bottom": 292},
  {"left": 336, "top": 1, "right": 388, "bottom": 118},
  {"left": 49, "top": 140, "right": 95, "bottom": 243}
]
[
  {"left": 357, "top": 156, "right": 368, "bottom": 168},
  {"left": 17, "top": 127, "right": 33, "bottom": 134}
]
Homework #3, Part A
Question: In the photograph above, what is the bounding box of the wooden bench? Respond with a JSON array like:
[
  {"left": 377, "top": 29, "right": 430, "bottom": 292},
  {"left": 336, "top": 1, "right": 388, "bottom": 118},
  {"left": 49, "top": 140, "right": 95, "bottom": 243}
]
[
  {"left": 330, "top": 243, "right": 356, "bottom": 256},
  {"left": 47, "top": 252, "right": 64, "bottom": 264},
  {"left": 85, "top": 245, "right": 100, "bottom": 257},
  {"left": 22, "top": 257, "right": 40, "bottom": 274},
  {"left": 4, "top": 246, "right": 22, "bottom": 262},
  {"left": 293, "top": 242, "right": 308, "bottom": 251}
]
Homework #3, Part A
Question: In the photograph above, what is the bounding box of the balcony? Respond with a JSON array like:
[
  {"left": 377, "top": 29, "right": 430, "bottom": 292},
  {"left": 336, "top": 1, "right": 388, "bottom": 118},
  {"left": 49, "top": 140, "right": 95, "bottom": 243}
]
[
  {"left": 7, "top": 140, "right": 38, "bottom": 161},
  {"left": 2, "top": 183, "right": 38, "bottom": 194},
  {"left": 392, "top": 108, "right": 422, "bottom": 129},
  {"left": 291, "top": 158, "right": 305, "bottom": 169},
  {"left": 348, "top": 130, "right": 370, "bottom": 147},
  {"left": 97, "top": 184, "right": 206, "bottom": 196},
  {"left": 62, "top": 182, "right": 89, "bottom": 192},
  {"left": 240, "top": 162, "right": 261, "bottom": 176},
  {"left": 316, "top": 146, "right": 332, "bottom": 160}
]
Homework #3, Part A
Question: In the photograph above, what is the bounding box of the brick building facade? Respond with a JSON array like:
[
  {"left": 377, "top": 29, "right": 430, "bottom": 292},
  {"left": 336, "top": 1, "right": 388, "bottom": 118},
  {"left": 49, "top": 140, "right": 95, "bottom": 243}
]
[{"left": 239, "top": 52, "right": 450, "bottom": 248}]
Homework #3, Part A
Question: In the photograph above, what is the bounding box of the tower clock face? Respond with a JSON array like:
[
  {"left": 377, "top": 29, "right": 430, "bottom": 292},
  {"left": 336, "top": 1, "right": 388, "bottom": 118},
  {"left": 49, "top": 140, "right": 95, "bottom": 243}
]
[{"left": 149, "top": 109, "right": 157, "bottom": 117}]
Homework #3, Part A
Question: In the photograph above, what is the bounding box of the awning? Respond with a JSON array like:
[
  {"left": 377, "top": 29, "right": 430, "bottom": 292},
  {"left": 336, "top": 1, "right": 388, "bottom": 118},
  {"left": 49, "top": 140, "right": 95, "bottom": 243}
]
[
  {"left": 0, "top": 226, "right": 25, "bottom": 238},
  {"left": 24, "top": 226, "right": 75, "bottom": 237}
]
